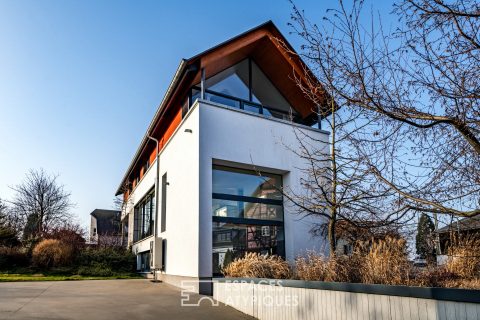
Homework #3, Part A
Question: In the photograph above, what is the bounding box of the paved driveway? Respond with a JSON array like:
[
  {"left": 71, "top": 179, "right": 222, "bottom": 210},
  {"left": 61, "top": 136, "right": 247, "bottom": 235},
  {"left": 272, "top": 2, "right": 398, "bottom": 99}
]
[{"left": 0, "top": 279, "right": 253, "bottom": 320}]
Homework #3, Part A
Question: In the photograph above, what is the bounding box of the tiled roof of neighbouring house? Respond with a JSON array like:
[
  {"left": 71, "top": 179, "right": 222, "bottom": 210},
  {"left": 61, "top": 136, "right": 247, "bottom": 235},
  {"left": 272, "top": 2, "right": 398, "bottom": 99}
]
[{"left": 437, "top": 215, "right": 480, "bottom": 233}]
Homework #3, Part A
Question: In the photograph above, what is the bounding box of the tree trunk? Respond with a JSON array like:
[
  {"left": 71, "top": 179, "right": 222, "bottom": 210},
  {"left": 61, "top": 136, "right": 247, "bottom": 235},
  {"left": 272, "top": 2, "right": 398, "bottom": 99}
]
[
  {"left": 329, "top": 97, "right": 338, "bottom": 256},
  {"left": 328, "top": 210, "right": 337, "bottom": 255}
]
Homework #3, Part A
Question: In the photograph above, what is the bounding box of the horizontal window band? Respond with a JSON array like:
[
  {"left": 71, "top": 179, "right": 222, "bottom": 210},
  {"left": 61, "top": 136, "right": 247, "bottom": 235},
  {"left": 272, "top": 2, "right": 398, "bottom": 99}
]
[
  {"left": 212, "top": 216, "right": 283, "bottom": 226},
  {"left": 212, "top": 193, "right": 283, "bottom": 206}
]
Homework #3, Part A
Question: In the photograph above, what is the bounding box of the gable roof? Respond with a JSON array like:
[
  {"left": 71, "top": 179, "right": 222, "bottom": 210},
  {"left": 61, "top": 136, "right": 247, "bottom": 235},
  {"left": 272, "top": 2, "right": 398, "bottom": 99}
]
[
  {"left": 115, "top": 21, "right": 329, "bottom": 196},
  {"left": 90, "top": 209, "right": 120, "bottom": 220},
  {"left": 438, "top": 215, "right": 480, "bottom": 233}
]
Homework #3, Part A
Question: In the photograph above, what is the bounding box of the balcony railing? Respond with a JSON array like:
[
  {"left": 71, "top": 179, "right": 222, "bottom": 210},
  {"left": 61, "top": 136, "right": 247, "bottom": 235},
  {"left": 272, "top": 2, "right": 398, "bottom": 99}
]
[{"left": 189, "top": 86, "right": 313, "bottom": 125}]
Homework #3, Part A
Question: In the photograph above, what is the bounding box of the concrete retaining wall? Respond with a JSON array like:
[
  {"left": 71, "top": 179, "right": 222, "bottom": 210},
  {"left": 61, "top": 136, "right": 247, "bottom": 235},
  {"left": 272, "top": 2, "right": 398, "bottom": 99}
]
[{"left": 213, "top": 278, "right": 480, "bottom": 320}]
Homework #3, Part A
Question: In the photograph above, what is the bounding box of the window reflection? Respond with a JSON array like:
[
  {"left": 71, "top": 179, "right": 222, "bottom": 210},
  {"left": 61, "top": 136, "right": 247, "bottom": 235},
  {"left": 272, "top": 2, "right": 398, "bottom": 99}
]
[
  {"left": 212, "top": 165, "right": 282, "bottom": 200},
  {"left": 212, "top": 199, "right": 283, "bottom": 221},
  {"left": 212, "top": 222, "right": 285, "bottom": 275},
  {"left": 206, "top": 59, "right": 249, "bottom": 100}
]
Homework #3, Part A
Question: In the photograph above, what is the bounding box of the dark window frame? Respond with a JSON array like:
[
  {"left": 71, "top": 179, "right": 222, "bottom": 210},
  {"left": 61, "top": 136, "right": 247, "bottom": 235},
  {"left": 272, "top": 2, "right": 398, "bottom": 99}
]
[
  {"left": 212, "top": 165, "right": 284, "bottom": 222},
  {"left": 133, "top": 188, "right": 155, "bottom": 242},
  {"left": 161, "top": 173, "right": 167, "bottom": 233},
  {"left": 212, "top": 165, "right": 285, "bottom": 276}
]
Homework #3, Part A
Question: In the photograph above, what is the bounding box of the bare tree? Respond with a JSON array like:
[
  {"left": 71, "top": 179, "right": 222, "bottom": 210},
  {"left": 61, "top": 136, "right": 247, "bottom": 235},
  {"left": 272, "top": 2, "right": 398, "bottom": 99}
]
[
  {"left": 0, "top": 198, "right": 20, "bottom": 247},
  {"left": 8, "top": 169, "right": 74, "bottom": 239},
  {"left": 289, "top": 0, "right": 480, "bottom": 219},
  {"left": 0, "top": 199, "right": 7, "bottom": 223},
  {"left": 113, "top": 181, "right": 133, "bottom": 247},
  {"left": 279, "top": 91, "right": 409, "bottom": 253}
]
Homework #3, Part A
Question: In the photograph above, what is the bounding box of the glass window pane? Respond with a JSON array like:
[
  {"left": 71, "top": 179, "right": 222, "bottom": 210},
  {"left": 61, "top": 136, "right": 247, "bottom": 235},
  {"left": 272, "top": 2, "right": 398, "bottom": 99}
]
[
  {"left": 134, "top": 191, "right": 155, "bottom": 240},
  {"left": 251, "top": 61, "right": 295, "bottom": 115},
  {"left": 212, "top": 222, "right": 285, "bottom": 275},
  {"left": 212, "top": 166, "right": 282, "bottom": 200},
  {"left": 213, "top": 198, "right": 283, "bottom": 221},
  {"left": 206, "top": 59, "right": 249, "bottom": 100}
]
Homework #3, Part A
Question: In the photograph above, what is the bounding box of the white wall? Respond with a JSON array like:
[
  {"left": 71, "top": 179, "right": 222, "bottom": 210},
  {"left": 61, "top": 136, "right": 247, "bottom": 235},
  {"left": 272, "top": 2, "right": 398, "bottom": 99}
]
[
  {"left": 127, "top": 100, "right": 329, "bottom": 279},
  {"left": 154, "top": 105, "right": 200, "bottom": 277},
  {"left": 214, "top": 282, "right": 480, "bottom": 320},
  {"left": 198, "top": 100, "right": 330, "bottom": 277},
  {"left": 129, "top": 105, "right": 200, "bottom": 278},
  {"left": 126, "top": 148, "right": 157, "bottom": 253},
  {"left": 89, "top": 216, "right": 97, "bottom": 243}
]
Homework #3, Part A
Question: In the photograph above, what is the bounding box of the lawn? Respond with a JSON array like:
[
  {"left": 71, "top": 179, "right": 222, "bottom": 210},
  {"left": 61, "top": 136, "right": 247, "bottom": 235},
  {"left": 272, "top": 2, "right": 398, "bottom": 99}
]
[{"left": 0, "top": 271, "right": 143, "bottom": 282}]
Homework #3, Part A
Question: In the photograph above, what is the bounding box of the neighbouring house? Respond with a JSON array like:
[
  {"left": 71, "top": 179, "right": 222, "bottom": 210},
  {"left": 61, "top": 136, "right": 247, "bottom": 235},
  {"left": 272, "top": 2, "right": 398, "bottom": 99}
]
[
  {"left": 334, "top": 220, "right": 403, "bottom": 256},
  {"left": 435, "top": 215, "right": 480, "bottom": 264},
  {"left": 116, "top": 21, "right": 331, "bottom": 293},
  {"left": 89, "top": 209, "right": 122, "bottom": 244}
]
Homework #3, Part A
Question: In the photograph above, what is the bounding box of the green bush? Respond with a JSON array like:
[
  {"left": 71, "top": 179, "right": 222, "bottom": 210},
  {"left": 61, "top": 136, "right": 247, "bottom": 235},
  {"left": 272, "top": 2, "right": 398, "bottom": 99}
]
[
  {"left": 0, "top": 246, "right": 29, "bottom": 270},
  {"left": 77, "top": 263, "right": 113, "bottom": 277},
  {"left": 76, "top": 248, "right": 135, "bottom": 274}
]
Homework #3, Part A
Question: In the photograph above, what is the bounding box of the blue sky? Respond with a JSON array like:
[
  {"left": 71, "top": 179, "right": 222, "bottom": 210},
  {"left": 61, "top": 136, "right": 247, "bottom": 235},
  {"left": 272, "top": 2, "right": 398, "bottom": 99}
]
[{"left": 0, "top": 0, "right": 395, "bottom": 228}]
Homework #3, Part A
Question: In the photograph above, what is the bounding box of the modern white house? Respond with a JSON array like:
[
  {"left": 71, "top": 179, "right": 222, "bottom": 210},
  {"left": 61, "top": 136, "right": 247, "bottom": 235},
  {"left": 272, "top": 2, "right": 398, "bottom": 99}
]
[{"left": 116, "top": 21, "right": 330, "bottom": 293}]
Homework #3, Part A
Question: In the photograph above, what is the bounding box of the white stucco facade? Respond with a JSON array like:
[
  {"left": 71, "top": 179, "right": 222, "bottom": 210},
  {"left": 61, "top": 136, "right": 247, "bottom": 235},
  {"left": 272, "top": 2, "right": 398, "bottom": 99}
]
[{"left": 125, "top": 99, "right": 329, "bottom": 288}]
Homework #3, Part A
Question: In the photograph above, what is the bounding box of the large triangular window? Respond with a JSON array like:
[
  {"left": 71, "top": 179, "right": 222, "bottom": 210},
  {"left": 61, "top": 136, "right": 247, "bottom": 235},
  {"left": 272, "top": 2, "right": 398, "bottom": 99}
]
[{"left": 194, "top": 58, "right": 297, "bottom": 119}]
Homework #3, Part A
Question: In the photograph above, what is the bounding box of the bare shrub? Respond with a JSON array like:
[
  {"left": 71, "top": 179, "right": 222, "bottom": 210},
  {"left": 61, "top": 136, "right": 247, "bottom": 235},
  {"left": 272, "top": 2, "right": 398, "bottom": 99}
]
[
  {"left": 446, "top": 236, "right": 480, "bottom": 279},
  {"left": 360, "top": 237, "right": 410, "bottom": 285},
  {"left": 222, "top": 252, "right": 292, "bottom": 279},
  {"left": 32, "top": 239, "right": 73, "bottom": 268},
  {"left": 44, "top": 224, "right": 85, "bottom": 253}
]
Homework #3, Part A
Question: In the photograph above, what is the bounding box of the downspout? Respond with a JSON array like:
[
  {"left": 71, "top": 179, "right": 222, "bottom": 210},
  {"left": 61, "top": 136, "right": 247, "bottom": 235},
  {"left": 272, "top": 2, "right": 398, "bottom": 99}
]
[{"left": 147, "top": 135, "right": 160, "bottom": 279}]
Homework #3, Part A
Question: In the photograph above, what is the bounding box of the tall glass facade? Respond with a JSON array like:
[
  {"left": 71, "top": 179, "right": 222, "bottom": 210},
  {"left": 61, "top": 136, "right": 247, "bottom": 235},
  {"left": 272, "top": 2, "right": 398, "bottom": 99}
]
[
  {"left": 133, "top": 189, "right": 155, "bottom": 242},
  {"left": 212, "top": 165, "right": 285, "bottom": 275}
]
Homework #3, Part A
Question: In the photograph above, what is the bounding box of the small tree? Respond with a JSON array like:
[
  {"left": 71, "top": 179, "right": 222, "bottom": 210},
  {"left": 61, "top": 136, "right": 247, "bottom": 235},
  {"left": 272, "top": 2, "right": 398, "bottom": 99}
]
[
  {"left": 416, "top": 214, "right": 436, "bottom": 262},
  {"left": 9, "top": 169, "right": 74, "bottom": 239}
]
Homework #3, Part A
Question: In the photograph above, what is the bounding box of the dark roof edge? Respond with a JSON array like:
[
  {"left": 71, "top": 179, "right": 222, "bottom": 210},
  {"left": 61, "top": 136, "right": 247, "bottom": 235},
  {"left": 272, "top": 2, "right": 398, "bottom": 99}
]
[
  {"left": 114, "top": 59, "right": 188, "bottom": 196},
  {"left": 90, "top": 209, "right": 121, "bottom": 219}
]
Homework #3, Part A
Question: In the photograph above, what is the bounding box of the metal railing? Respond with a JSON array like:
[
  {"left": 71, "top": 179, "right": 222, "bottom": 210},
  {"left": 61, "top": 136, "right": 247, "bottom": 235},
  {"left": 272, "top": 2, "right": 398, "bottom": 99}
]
[{"left": 190, "top": 86, "right": 304, "bottom": 124}]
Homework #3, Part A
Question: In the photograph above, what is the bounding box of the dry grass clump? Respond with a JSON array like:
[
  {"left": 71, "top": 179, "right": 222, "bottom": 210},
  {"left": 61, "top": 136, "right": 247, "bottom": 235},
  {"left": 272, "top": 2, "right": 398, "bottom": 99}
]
[
  {"left": 296, "top": 238, "right": 409, "bottom": 285},
  {"left": 361, "top": 237, "right": 410, "bottom": 285},
  {"left": 32, "top": 239, "right": 73, "bottom": 268},
  {"left": 295, "top": 252, "right": 328, "bottom": 281},
  {"left": 222, "top": 252, "right": 292, "bottom": 279},
  {"left": 295, "top": 252, "right": 361, "bottom": 283},
  {"left": 446, "top": 236, "right": 480, "bottom": 279},
  {"left": 222, "top": 237, "right": 480, "bottom": 289},
  {"left": 411, "top": 267, "right": 458, "bottom": 288},
  {"left": 441, "top": 278, "right": 480, "bottom": 289}
]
